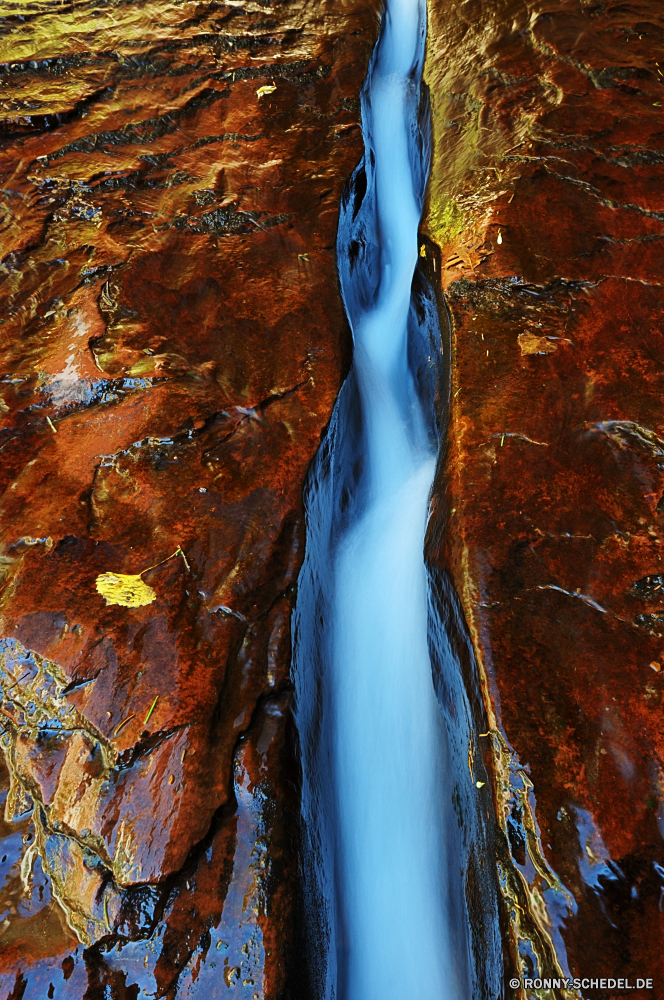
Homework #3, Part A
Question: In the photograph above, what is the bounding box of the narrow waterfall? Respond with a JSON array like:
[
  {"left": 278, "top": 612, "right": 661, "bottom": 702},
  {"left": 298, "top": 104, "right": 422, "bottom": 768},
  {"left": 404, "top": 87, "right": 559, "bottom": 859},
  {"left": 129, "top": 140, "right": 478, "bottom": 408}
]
[{"left": 293, "top": 0, "right": 492, "bottom": 997}]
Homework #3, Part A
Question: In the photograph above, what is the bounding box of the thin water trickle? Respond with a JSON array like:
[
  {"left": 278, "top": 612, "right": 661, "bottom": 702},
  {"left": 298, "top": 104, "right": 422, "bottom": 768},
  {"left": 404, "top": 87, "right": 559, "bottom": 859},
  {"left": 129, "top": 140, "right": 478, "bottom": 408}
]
[{"left": 293, "top": 0, "right": 471, "bottom": 995}]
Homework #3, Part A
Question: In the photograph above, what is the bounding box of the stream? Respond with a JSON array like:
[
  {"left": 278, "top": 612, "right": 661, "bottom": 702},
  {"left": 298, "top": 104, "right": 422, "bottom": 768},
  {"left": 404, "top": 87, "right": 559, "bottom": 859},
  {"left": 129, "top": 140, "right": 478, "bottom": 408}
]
[{"left": 293, "top": 0, "right": 495, "bottom": 996}]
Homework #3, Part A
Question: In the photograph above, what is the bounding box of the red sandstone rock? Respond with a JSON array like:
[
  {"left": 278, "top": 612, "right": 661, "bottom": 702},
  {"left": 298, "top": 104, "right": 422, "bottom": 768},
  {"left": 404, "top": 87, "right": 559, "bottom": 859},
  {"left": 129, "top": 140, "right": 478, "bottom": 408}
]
[
  {"left": 5, "top": 0, "right": 664, "bottom": 993},
  {"left": 424, "top": 0, "right": 664, "bottom": 990},
  {"left": 0, "top": 0, "right": 379, "bottom": 995}
]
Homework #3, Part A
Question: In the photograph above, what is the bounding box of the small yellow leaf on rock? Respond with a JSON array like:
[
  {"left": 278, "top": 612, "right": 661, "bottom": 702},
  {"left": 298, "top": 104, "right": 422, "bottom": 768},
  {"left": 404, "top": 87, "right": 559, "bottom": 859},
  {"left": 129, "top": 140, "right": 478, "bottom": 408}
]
[
  {"left": 518, "top": 332, "right": 558, "bottom": 356},
  {"left": 256, "top": 84, "right": 276, "bottom": 99},
  {"left": 419, "top": 244, "right": 426, "bottom": 257},
  {"left": 476, "top": 781, "right": 485, "bottom": 788},
  {"left": 95, "top": 573, "right": 156, "bottom": 608}
]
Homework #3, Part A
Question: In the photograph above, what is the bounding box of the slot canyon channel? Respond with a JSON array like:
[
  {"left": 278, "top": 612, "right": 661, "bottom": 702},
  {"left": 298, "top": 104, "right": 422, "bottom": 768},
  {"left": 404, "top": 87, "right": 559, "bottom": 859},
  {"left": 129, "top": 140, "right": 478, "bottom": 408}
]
[{"left": 0, "top": 0, "right": 663, "bottom": 998}]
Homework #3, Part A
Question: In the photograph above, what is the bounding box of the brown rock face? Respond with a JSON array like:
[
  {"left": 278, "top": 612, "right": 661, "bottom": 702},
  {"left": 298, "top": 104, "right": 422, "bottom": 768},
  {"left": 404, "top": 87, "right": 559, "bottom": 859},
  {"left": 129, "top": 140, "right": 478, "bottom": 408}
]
[
  {"left": 424, "top": 0, "right": 664, "bottom": 991},
  {"left": 5, "top": 0, "right": 664, "bottom": 993},
  {"left": 0, "top": 0, "right": 378, "bottom": 995}
]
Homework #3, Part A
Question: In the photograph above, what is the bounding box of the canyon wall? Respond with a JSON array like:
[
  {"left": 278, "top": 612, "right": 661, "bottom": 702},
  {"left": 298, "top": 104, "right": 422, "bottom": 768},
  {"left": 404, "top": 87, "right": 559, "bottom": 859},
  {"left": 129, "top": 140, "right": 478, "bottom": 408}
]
[
  {"left": 0, "top": 0, "right": 378, "bottom": 996},
  {"left": 2, "top": 0, "right": 664, "bottom": 997},
  {"left": 423, "top": 0, "right": 664, "bottom": 992}
]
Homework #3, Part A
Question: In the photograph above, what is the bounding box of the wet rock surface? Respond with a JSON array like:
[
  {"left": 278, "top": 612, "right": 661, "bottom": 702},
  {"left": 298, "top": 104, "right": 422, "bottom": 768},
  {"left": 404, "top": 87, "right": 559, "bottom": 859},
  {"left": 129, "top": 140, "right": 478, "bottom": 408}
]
[
  {"left": 424, "top": 0, "right": 664, "bottom": 992},
  {"left": 0, "top": 0, "right": 378, "bottom": 995},
  {"left": 5, "top": 0, "right": 664, "bottom": 994}
]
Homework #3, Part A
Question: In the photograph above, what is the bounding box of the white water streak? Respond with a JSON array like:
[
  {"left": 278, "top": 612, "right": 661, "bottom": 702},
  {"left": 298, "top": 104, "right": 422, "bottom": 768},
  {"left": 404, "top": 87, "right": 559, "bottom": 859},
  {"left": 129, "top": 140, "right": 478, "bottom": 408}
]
[{"left": 329, "top": 0, "right": 463, "bottom": 996}]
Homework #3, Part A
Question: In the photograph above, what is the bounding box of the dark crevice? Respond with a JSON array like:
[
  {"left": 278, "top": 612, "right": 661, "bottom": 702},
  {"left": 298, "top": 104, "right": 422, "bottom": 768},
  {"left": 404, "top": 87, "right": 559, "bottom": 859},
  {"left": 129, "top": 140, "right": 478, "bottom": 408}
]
[
  {"left": 0, "top": 84, "right": 114, "bottom": 142},
  {"left": 60, "top": 669, "right": 103, "bottom": 696},
  {"left": 40, "top": 85, "right": 232, "bottom": 164},
  {"left": 114, "top": 725, "right": 186, "bottom": 772}
]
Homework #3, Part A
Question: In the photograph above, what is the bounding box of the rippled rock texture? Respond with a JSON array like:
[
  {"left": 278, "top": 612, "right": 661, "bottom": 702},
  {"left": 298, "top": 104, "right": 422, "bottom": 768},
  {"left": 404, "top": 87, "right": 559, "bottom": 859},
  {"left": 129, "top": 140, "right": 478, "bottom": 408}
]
[
  {"left": 0, "top": 0, "right": 378, "bottom": 995},
  {"left": 424, "top": 0, "right": 664, "bottom": 992},
  {"left": 5, "top": 0, "right": 664, "bottom": 995}
]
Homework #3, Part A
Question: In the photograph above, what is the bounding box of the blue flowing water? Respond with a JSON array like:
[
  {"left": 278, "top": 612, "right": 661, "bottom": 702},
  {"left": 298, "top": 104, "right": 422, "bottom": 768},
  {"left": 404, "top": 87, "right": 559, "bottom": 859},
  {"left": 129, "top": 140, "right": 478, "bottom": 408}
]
[
  {"left": 292, "top": 0, "right": 487, "bottom": 996},
  {"left": 329, "top": 0, "right": 459, "bottom": 995}
]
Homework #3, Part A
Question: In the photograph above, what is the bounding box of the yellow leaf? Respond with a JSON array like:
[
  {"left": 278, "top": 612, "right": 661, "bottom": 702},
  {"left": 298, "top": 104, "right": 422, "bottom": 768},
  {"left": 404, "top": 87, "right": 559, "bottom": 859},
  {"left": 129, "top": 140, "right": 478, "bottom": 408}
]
[
  {"left": 517, "top": 332, "right": 558, "bottom": 356},
  {"left": 95, "top": 573, "right": 156, "bottom": 608},
  {"left": 256, "top": 84, "right": 276, "bottom": 99}
]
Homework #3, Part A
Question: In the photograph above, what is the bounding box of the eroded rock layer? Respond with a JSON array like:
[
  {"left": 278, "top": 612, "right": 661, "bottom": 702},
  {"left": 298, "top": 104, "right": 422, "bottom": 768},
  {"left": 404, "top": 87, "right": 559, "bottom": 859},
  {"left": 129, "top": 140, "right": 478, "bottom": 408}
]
[
  {"left": 0, "top": 0, "right": 378, "bottom": 996},
  {"left": 424, "top": 0, "right": 664, "bottom": 991}
]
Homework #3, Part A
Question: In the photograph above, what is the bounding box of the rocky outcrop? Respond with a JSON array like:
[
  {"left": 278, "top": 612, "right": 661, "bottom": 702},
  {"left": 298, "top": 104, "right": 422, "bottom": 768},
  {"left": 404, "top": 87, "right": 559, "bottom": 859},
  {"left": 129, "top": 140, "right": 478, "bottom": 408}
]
[
  {"left": 4, "top": 0, "right": 664, "bottom": 995},
  {"left": 423, "top": 0, "right": 664, "bottom": 990},
  {"left": 0, "top": 0, "right": 379, "bottom": 996}
]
